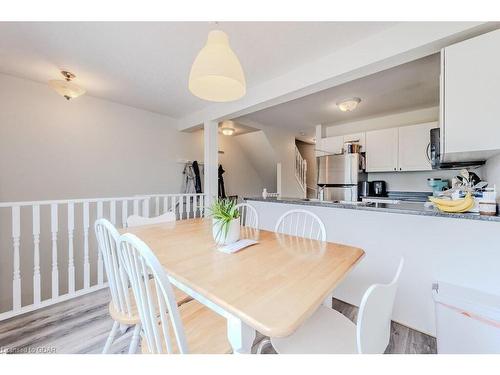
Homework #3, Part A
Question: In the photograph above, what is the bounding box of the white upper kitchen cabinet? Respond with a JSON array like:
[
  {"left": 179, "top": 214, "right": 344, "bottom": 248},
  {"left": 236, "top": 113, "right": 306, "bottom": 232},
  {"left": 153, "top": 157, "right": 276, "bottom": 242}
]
[
  {"left": 319, "top": 135, "right": 344, "bottom": 155},
  {"left": 398, "top": 122, "right": 438, "bottom": 171},
  {"left": 442, "top": 29, "right": 500, "bottom": 162},
  {"left": 365, "top": 127, "right": 399, "bottom": 172}
]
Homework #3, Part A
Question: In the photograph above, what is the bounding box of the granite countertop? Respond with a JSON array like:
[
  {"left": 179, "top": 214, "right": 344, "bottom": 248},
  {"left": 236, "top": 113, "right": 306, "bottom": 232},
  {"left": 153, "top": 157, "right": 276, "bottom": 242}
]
[{"left": 245, "top": 196, "right": 500, "bottom": 222}]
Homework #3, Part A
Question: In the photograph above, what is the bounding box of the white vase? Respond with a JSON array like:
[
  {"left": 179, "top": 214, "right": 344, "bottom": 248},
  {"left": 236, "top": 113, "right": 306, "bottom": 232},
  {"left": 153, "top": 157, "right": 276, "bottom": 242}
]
[{"left": 212, "top": 217, "right": 240, "bottom": 245}]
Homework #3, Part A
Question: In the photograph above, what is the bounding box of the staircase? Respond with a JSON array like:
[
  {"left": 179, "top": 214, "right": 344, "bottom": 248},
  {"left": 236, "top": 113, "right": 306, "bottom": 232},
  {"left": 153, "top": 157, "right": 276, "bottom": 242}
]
[{"left": 294, "top": 146, "right": 307, "bottom": 198}]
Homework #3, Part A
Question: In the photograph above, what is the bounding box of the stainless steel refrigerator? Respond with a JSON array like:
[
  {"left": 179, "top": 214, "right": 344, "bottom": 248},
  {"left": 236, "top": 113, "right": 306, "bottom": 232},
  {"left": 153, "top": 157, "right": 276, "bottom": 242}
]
[{"left": 317, "top": 153, "right": 367, "bottom": 202}]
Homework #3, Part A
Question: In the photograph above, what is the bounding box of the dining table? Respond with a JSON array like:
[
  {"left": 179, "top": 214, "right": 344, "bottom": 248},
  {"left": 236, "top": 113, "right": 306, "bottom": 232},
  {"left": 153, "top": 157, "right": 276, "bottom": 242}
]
[{"left": 120, "top": 218, "right": 365, "bottom": 354}]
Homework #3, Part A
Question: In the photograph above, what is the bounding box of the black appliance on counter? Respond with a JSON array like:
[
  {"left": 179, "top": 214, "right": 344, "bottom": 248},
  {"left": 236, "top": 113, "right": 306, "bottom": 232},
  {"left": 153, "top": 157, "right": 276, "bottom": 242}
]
[
  {"left": 358, "top": 181, "right": 372, "bottom": 198},
  {"left": 372, "top": 180, "right": 387, "bottom": 197},
  {"left": 429, "top": 128, "right": 485, "bottom": 169}
]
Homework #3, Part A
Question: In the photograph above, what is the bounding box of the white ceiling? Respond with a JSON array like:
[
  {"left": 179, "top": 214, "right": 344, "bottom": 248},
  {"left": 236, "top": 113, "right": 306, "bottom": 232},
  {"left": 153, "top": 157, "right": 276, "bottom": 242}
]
[
  {"left": 0, "top": 22, "right": 397, "bottom": 118},
  {"left": 238, "top": 53, "right": 440, "bottom": 137}
]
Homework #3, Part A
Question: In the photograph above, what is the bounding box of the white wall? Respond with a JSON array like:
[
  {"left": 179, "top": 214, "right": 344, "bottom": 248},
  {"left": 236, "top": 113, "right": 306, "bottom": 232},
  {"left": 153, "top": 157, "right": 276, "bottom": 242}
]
[
  {"left": 324, "top": 106, "right": 439, "bottom": 137},
  {"left": 218, "top": 133, "right": 266, "bottom": 200},
  {"left": 0, "top": 73, "right": 204, "bottom": 202},
  {"left": 485, "top": 154, "right": 500, "bottom": 202},
  {"left": 324, "top": 106, "right": 484, "bottom": 191}
]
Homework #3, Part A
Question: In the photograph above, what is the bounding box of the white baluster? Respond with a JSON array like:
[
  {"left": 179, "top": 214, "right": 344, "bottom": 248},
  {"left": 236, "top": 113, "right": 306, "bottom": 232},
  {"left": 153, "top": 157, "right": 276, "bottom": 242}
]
[
  {"left": 12, "top": 206, "right": 21, "bottom": 311},
  {"left": 97, "top": 201, "right": 104, "bottom": 285},
  {"left": 186, "top": 195, "right": 192, "bottom": 219},
  {"left": 133, "top": 199, "right": 139, "bottom": 215},
  {"left": 155, "top": 196, "right": 160, "bottom": 216},
  {"left": 32, "top": 204, "right": 41, "bottom": 305},
  {"left": 179, "top": 195, "right": 184, "bottom": 220},
  {"left": 67, "top": 202, "right": 75, "bottom": 295},
  {"left": 110, "top": 200, "right": 116, "bottom": 225},
  {"left": 142, "top": 198, "right": 150, "bottom": 217},
  {"left": 83, "top": 201, "right": 90, "bottom": 289},
  {"left": 51, "top": 203, "right": 59, "bottom": 299},
  {"left": 121, "top": 200, "right": 128, "bottom": 228},
  {"left": 163, "top": 196, "right": 168, "bottom": 214},
  {"left": 201, "top": 195, "right": 205, "bottom": 217},
  {"left": 170, "top": 195, "right": 176, "bottom": 219}
]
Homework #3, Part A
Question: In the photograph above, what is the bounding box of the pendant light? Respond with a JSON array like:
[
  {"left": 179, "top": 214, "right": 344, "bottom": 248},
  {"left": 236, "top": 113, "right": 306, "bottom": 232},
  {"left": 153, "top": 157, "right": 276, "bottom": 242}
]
[
  {"left": 49, "top": 71, "right": 86, "bottom": 100},
  {"left": 189, "top": 28, "right": 246, "bottom": 102}
]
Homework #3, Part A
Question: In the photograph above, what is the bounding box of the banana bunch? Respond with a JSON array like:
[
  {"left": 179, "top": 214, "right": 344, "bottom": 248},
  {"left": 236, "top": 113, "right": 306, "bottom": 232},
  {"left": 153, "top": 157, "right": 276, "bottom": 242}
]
[{"left": 428, "top": 193, "right": 474, "bottom": 213}]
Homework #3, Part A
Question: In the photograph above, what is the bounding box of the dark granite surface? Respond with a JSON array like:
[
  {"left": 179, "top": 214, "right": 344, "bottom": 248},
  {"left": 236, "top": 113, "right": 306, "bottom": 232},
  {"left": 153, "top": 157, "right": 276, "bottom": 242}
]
[
  {"left": 245, "top": 196, "right": 500, "bottom": 222},
  {"left": 363, "top": 191, "right": 432, "bottom": 202}
]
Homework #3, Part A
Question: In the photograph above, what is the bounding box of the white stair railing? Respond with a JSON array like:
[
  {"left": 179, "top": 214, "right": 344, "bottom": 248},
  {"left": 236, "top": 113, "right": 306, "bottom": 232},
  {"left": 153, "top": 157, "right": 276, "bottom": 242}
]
[
  {"left": 294, "top": 146, "right": 307, "bottom": 197},
  {"left": 0, "top": 193, "right": 205, "bottom": 322}
]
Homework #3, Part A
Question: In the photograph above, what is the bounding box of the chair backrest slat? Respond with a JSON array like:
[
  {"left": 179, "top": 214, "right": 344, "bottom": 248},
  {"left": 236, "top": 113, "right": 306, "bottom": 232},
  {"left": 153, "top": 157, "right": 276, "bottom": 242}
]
[
  {"left": 235, "top": 203, "right": 259, "bottom": 229},
  {"left": 118, "top": 232, "right": 189, "bottom": 354},
  {"left": 95, "top": 219, "right": 132, "bottom": 317},
  {"left": 356, "top": 258, "right": 405, "bottom": 354},
  {"left": 274, "top": 209, "right": 326, "bottom": 241}
]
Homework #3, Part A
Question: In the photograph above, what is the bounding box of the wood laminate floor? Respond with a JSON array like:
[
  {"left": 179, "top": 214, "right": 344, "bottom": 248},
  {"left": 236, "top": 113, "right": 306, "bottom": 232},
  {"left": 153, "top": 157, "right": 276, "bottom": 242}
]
[{"left": 0, "top": 289, "right": 436, "bottom": 354}]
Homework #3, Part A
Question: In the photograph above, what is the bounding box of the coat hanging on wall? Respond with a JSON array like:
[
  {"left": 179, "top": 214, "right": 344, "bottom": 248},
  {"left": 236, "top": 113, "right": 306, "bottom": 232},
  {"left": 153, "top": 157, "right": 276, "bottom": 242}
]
[
  {"left": 218, "top": 164, "right": 226, "bottom": 199},
  {"left": 192, "top": 160, "right": 202, "bottom": 193}
]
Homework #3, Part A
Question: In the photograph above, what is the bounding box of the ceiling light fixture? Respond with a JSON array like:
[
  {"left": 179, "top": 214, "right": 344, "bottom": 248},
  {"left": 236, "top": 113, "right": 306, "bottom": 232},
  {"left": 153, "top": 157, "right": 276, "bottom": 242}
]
[
  {"left": 189, "top": 26, "right": 246, "bottom": 102},
  {"left": 220, "top": 120, "right": 236, "bottom": 136},
  {"left": 337, "top": 97, "right": 361, "bottom": 112},
  {"left": 49, "top": 71, "right": 86, "bottom": 100}
]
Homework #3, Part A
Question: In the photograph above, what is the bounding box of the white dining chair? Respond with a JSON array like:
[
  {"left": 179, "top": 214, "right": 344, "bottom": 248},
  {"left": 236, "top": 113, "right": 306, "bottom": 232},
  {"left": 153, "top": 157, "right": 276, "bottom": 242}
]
[
  {"left": 257, "top": 258, "right": 405, "bottom": 354},
  {"left": 235, "top": 203, "right": 259, "bottom": 229},
  {"left": 274, "top": 209, "right": 326, "bottom": 241},
  {"left": 95, "top": 218, "right": 140, "bottom": 354},
  {"left": 126, "top": 212, "right": 192, "bottom": 306},
  {"left": 118, "top": 233, "right": 231, "bottom": 354},
  {"left": 126, "top": 211, "right": 176, "bottom": 228}
]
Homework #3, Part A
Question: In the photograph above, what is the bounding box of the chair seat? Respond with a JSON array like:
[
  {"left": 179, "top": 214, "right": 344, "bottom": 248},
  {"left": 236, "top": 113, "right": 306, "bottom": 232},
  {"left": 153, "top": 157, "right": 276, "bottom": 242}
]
[
  {"left": 271, "top": 306, "right": 358, "bottom": 354},
  {"left": 141, "top": 299, "right": 232, "bottom": 354},
  {"left": 109, "top": 280, "right": 192, "bottom": 325}
]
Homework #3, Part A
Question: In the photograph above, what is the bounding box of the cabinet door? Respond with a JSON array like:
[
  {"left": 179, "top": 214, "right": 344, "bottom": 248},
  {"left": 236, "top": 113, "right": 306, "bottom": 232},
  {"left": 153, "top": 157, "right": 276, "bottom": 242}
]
[
  {"left": 365, "top": 128, "right": 399, "bottom": 172},
  {"left": 444, "top": 29, "right": 500, "bottom": 158},
  {"left": 320, "top": 136, "right": 344, "bottom": 155},
  {"left": 398, "top": 122, "right": 438, "bottom": 171},
  {"left": 343, "top": 132, "right": 366, "bottom": 151}
]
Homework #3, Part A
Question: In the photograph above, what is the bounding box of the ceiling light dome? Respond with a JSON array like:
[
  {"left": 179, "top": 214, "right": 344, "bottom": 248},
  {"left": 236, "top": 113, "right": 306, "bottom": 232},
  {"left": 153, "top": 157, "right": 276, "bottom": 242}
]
[
  {"left": 220, "top": 120, "right": 236, "bottom": 136},
  {"left": 189, "top": 30, "right": 246, "bottom": 102},
  {"left": 49, "top": 71, "right": 86, "bottom": 100},
  {"left": 337, "top": 97, "right": 361, "bottom": 112}
]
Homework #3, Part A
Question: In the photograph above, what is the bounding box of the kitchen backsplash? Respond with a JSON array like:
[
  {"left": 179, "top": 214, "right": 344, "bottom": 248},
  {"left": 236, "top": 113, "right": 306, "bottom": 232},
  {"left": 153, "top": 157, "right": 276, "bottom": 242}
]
[{"left": 368, "top": 168, "right": 484, "bottom": 192}]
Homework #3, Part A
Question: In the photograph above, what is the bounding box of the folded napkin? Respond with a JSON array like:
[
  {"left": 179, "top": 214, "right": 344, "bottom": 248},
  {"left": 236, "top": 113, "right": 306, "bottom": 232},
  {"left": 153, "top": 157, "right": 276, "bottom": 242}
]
[{"left": 218, "top": 239, "right": 259, "bottom": 254}]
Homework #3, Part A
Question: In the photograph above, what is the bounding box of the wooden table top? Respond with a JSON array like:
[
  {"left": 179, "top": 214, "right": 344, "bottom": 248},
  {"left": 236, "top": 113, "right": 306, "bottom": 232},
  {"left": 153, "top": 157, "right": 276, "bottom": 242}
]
[{"left": 121, "top": 218, "right": 364, "bottom": 337}]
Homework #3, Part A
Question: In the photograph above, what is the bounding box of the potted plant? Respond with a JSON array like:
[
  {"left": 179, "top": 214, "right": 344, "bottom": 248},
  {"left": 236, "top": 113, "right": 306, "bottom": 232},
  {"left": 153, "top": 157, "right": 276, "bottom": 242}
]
[{"left": 208, "top": 199, "right": 241, "bottom": 245}]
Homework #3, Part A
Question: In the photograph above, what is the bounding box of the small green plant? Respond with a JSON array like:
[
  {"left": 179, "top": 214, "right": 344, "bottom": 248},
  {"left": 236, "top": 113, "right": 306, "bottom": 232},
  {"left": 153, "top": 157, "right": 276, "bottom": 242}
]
[{"left": 208, "top": 198, "right": 240, "bottom": 241}]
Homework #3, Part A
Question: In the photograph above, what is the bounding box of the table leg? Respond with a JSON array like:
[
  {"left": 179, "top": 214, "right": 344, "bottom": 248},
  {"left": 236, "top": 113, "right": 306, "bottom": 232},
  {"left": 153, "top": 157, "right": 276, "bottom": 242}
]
[{"left": 227, "top": 316, "right": 256, "bottom": 354}]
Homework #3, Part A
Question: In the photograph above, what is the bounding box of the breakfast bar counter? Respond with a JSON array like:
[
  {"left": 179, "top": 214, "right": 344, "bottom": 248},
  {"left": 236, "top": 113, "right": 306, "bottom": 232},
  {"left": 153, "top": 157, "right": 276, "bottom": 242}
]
[
  {"left": 244, "top": 196, "right": 500, "bottom": 337},
  {"left": 245, "top": 197, "right": 500, "bottom": 222}
]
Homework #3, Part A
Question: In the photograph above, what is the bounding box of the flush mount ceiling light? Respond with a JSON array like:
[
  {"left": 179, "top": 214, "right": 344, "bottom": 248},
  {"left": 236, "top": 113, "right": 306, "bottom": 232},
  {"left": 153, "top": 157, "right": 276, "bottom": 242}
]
[
  {"left": 220, "top": 120, "right": 236, "bottom": 136},
  {"left": 49, "top": 71, "right": 86, "bottom": 100},
  {"left": 189, "top": 28, "right": 246, "bottom": 102},
  {"left": 337, "top": 97, "right": 361, "bottom": 112}
]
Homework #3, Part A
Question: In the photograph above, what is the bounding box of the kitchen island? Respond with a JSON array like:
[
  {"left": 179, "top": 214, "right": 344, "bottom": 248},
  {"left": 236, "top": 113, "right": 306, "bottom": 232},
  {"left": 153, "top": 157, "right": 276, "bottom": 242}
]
[{"left": 245, "top": 196, "right": 500, "bottom": 336}]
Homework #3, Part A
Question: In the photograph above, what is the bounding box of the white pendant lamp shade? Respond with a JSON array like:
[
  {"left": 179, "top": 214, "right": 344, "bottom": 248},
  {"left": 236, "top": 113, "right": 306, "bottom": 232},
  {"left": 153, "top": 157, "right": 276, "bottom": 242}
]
[
  {"left": 189, "top": 30, "right": 246, "bottom": 102},
  {"left": 49, "top": 71, "right": 86, "bottom": 100}
]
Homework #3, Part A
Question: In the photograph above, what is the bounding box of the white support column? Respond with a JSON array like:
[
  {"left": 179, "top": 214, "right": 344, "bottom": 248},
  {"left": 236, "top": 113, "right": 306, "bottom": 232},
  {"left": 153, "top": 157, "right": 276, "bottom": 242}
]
[{"left": 204, "top": 120, "right": 218, "bottom": 206}]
